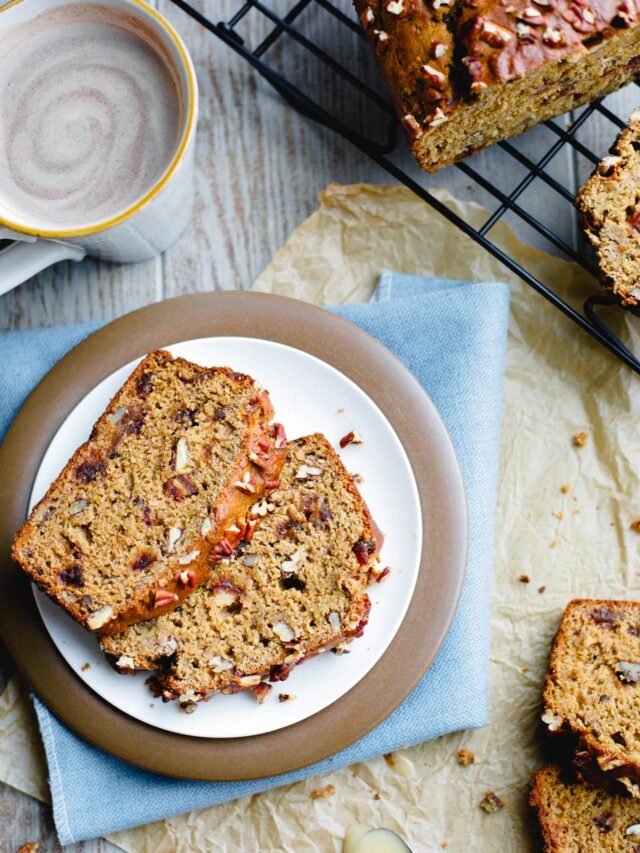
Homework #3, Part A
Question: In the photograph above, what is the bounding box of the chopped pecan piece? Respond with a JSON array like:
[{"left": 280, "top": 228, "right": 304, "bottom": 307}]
[
  {"left": 457, "top": 747, "right": 476, "bottom": 766},
  {"left": 480, "top": 791, "right": 505, "bottom": 813},
  {"left": 339, "top": 430, "right": 364, "bottom": 448},
  {"left": 374, "top": 566, "right": 391, "bottom": 583},
  {"left": 310, "top": 783, "right": 335, "bottom": 799},
  {"left": 154, "top": 589, "right": 179, "bottom": 608},
  {"left": 372, "top": 29, "right": 391, "bottom": 51},
  {"left": 402, "top": 114, "right": 424, "bottom": 138},
  {"left": 252, "top": 682, "right": 273, "bottom": 704}
]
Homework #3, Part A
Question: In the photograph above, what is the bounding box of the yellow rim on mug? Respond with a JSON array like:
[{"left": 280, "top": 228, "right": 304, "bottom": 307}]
[{"left": 0, "top": 0, "right": 197, "bottom": 239}]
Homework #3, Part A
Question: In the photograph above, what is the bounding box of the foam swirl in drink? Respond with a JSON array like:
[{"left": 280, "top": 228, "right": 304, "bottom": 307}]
[{"left": 0, "top": 4, "right": 183, "bottom": 227}]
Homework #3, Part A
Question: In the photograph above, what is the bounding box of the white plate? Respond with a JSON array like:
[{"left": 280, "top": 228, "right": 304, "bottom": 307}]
[{"left": 30, "top": 337, "right": 422, "bottom": 738}]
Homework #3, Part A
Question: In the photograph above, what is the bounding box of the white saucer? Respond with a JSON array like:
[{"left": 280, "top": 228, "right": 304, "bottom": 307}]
[{"left": 29, "top": 337, "right": 422, "bottom": 738}]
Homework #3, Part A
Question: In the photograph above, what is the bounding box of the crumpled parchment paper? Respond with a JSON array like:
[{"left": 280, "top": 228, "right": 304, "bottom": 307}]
[{"left": 2, "top": 183, "right": 640, "bottom": 852}]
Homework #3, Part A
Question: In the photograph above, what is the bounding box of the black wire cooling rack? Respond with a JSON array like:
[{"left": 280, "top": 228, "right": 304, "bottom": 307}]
[{"left": 169, "top": 0, "right": 640, "bottom": 374}]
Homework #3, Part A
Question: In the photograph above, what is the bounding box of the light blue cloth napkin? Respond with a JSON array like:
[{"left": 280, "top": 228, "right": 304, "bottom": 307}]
[{"left": 0, "top": 273, "right": 510, "bottom": 845}]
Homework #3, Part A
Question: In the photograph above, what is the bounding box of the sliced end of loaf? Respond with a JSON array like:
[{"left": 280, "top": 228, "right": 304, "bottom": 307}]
[
  {"left": 576, "top": 114, "right": 640, "bottom": 307},
  {"left": 542, "top": 599, "right": 640, "bottom": 796}
]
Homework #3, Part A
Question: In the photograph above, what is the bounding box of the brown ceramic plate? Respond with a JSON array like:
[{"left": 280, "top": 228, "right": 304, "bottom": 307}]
[{"left": 0, "top": 292, "right": 467, "bottom": 781}]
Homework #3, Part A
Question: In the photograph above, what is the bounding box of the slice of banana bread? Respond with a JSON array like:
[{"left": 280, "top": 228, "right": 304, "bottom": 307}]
[
  {"left": 13, "top": 350, "right": 286, "bottom": 635},
  {"left": 576, "top": 111, "right": 640, "bottom": 307},
  {"left": 531, "top": 764, "right": 640, "bottom": 852},
  {"left": 101, "top": 433, "right": 383, "bottom": 707},
  {"left": 542, "top": 599, "right": 640, "bottom": 797}
]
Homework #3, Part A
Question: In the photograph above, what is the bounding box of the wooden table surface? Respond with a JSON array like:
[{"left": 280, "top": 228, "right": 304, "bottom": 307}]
[{"left": 1, "top": 1, "right": 638, "bottom": 849}]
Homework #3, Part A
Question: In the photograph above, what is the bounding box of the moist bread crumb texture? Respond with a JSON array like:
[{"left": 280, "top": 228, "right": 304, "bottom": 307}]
[
  {"left": 531, "top": 764, "right": 640, "bottom": 852},
  {"left": 542, "top": 599, "right": 640, "bottom": 797},
  {"left": 101, "top": 434, "right": 381, "bottom": 707},
  {"left": 354, "top": 0, "right": 640, "bottom": 172},
  {"left": 576, "top": 111, "right": 640, "bottom": 306},
  {"left": 12, "top": 350, "right": 285, "bottom": 635}
]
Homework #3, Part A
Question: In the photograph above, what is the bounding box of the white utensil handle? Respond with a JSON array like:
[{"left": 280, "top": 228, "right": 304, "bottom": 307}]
[{"left": 0, "top": 239, "right": 86, "bottom": 296}]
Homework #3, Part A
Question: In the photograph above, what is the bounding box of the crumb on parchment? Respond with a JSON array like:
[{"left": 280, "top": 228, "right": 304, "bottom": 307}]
[
  {"left": 560, "top": 484, "right": 571, "bottom": 494},
  {"left": 480, "top": 791, "right": 505, "bottom": 813},
  {"left": 572, "top": 432, "right": 588, "bottom": 447},
  {"left": 310, "top": 784, "right": 335, "bottom": 800},
  {"left": 81, "top": 662, "right": 90, "bottom": 671},
  {"left": 518, "top": 574, "right": 530, "bottom": 584},
  {"left": 630, "top": 520, "right": 640, "bottom": 533},
  {"left": 456, "top": 748, "right": 475, "bottom": 766},
  {"left": 538, "top": 585, "right": 546, "bottom": 594}
]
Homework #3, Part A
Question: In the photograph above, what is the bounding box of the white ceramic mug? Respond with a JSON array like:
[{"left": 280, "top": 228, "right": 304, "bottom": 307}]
[{"left": 0, "top": 0, "right": 198, "bottom": 295}]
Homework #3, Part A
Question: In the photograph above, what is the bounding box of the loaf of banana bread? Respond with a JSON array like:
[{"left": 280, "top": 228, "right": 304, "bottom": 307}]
[
  {"left": 542, "top": 599, "right": 640, "bottom": 798},
  {"left": 13, "top": 351, "right": 286, "bottom": 635},
  {"left": 354, "top": 0, "right": 640, "bottom": 171},
  {"left": 101, "top": 434, "right": 383, "bottom": 708},
  {"left": 576, "top": 110, "right": 640, "bottom": 306},
  {"left": 531, "top": 764, "right": 640, "bottom": 851}
]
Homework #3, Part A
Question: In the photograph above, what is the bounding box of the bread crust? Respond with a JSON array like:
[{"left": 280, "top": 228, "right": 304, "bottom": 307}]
[
  {"left": 12, "top": 350, "right": 286, "bottom": 634},
  {"left": 530, "top": 766, "right": 565, "bottom": 853}
]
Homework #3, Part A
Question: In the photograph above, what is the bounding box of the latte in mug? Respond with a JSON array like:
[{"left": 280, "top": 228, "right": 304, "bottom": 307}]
[{"left": 0, "top": 3, "right": 184, "bottom": 228}]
